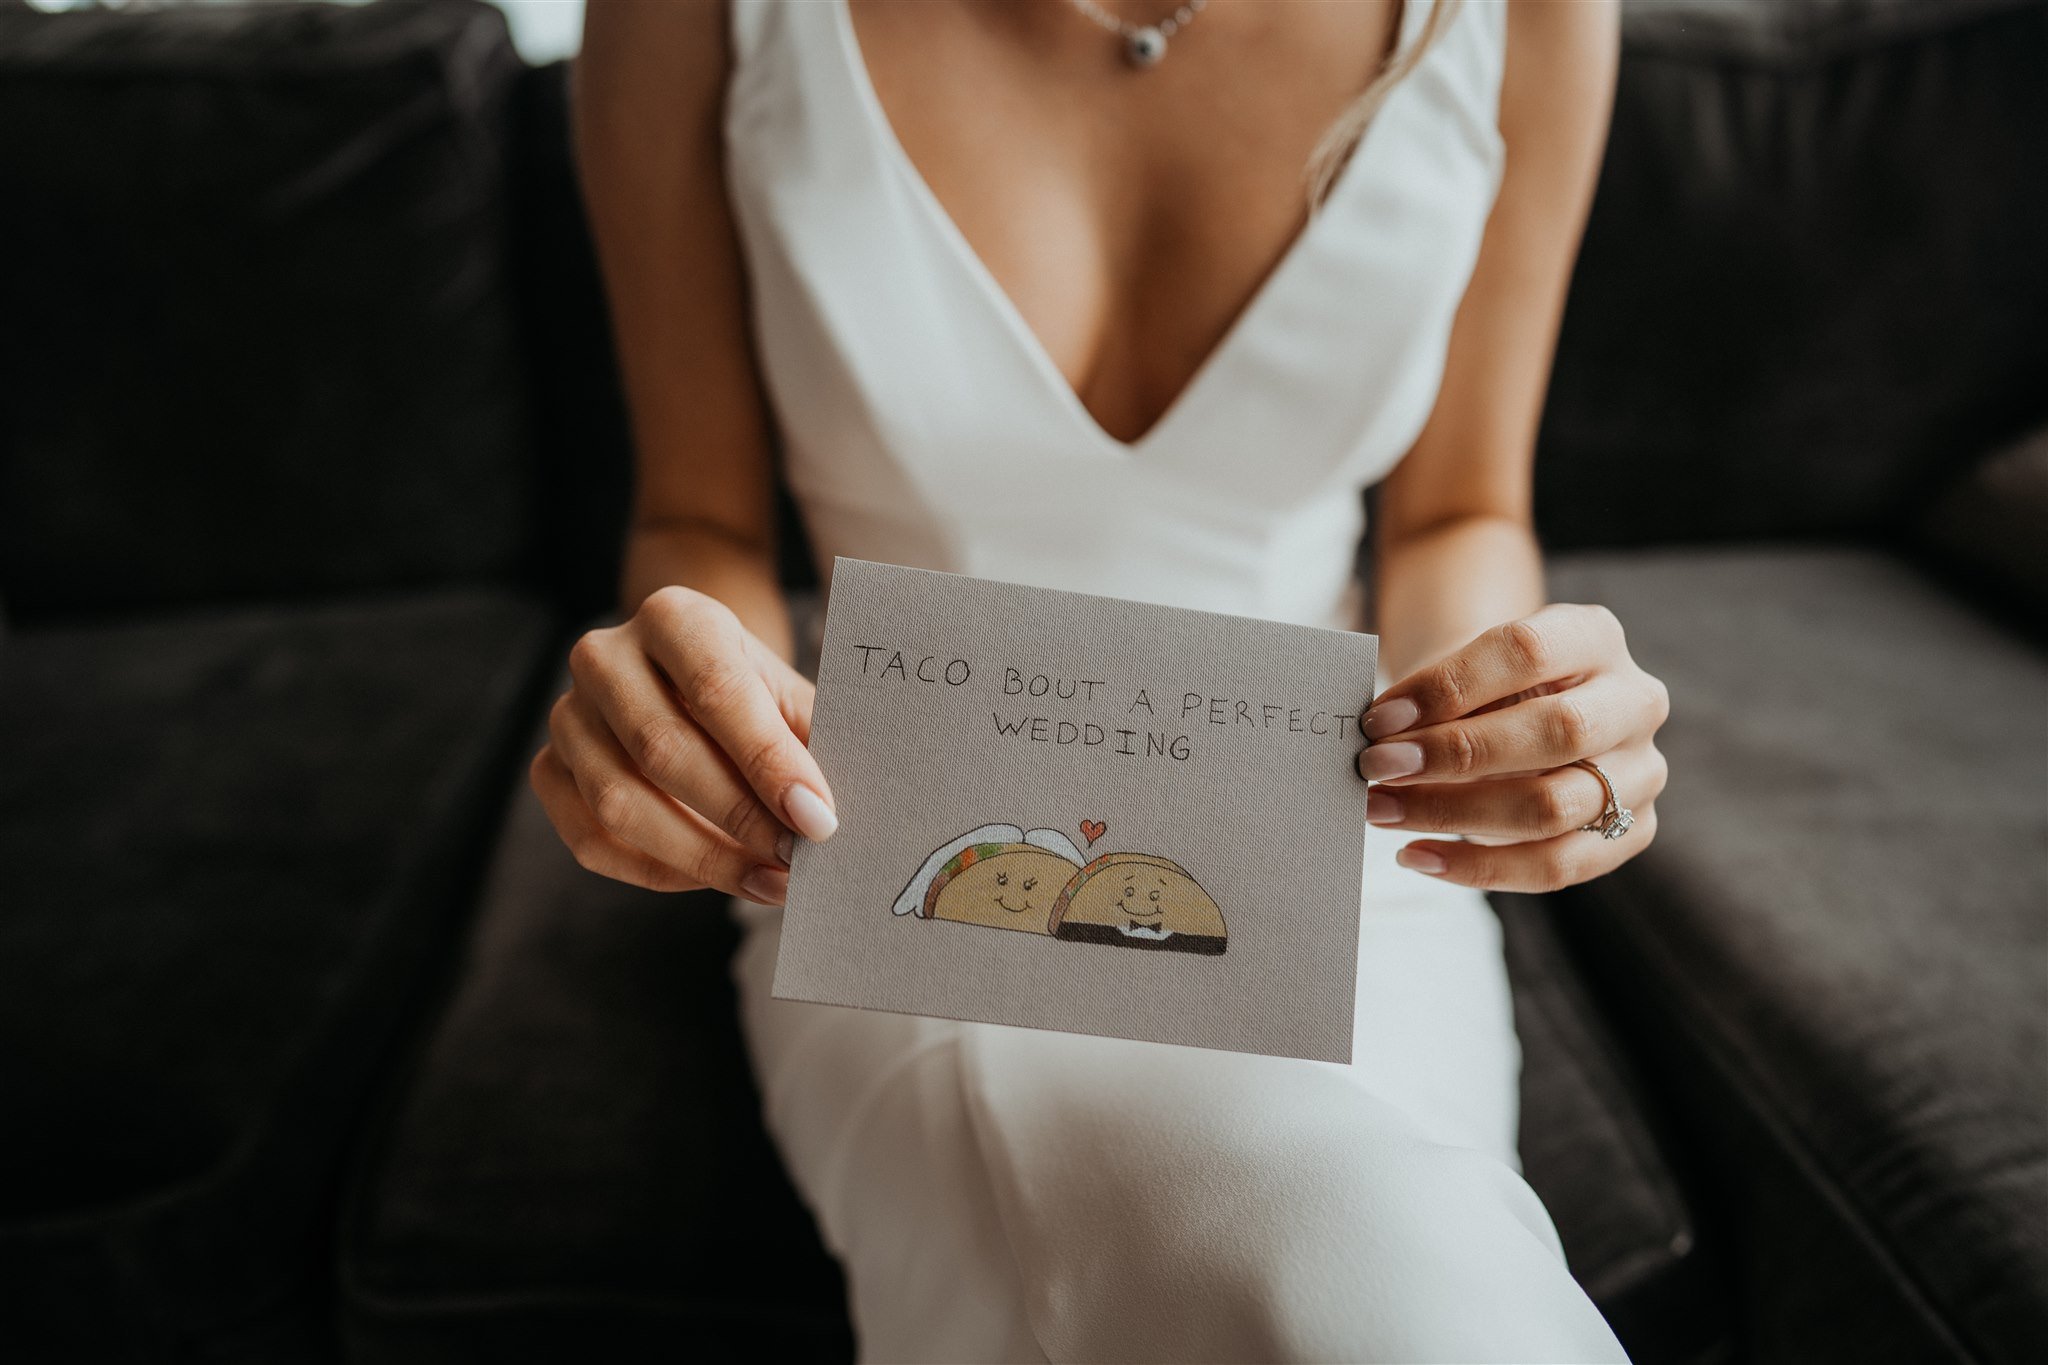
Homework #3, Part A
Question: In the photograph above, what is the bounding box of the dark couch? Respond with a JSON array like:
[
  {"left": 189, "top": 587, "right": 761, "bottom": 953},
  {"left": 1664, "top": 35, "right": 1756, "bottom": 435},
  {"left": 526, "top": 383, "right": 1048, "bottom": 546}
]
[
  {"left": 2, "top": 1, "right": 2040, "bottom": 1362},
  {"left": 1517, "top": 3, "right": 2048, "bottom": 1359}
]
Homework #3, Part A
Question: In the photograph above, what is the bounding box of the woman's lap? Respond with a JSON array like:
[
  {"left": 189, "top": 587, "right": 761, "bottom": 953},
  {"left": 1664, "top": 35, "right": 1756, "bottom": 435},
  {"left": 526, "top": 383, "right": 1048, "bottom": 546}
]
[{"left": 729, "top": 824, "right": 1626, "bottom": 1362}]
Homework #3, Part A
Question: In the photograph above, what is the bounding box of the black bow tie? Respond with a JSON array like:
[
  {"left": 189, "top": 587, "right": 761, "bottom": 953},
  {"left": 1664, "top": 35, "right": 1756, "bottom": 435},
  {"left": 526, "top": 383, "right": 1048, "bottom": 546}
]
[{"left": 1127, "top": 919, "right": 1166, "bottom": 934}]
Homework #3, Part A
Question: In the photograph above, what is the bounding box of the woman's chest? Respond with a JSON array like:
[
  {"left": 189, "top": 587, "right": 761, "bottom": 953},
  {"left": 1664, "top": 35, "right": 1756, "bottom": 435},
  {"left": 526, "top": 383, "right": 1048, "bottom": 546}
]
[
  {"left": 847, "top": 0, "right": 1405, "bottom": 445},
  {"left": 726, "top": 0, "right": 1502, "bottom": 498}
]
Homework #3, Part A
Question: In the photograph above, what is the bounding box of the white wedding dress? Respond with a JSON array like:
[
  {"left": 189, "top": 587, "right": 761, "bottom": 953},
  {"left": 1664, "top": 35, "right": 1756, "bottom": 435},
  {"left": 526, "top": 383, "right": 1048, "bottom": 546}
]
[{"left": 720, "top": 0, "right": 1628, "bottom": 1359}]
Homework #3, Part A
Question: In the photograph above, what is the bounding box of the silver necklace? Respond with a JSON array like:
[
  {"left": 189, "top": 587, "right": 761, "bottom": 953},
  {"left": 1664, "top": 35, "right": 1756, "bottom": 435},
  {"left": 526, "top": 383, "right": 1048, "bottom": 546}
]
[{"left": 1065, "top": 0, "right": 1210, "bottom": 70}]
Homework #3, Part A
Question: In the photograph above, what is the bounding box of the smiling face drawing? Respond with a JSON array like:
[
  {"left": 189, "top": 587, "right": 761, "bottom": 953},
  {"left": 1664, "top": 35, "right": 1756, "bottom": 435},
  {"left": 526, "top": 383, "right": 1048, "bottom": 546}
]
[
  {"left": 923, "top": 844, "right": 1079, "bottom": 934},
  {"left": 893, "top": 824, "right": 1087, "bottom": 933},
  {"left": 894, "top": 825, "right": 1223, "bottom": 958},
  {"left": 1050, "top": 853, "right": 1227, "bottom": 955}
]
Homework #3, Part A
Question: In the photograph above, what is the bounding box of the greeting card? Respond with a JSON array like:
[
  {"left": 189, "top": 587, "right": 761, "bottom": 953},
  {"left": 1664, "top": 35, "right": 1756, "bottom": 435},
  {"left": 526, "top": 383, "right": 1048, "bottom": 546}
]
[{"left": 774, "top": 558, "right": 1379, "bottom": 1062}]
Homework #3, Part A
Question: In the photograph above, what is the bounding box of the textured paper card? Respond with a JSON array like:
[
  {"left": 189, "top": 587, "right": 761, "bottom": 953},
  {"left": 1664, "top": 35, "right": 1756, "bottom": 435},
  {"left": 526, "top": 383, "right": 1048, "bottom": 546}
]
[{"left": 773, "top": 558, "right": 1379, "bottom": 1063}]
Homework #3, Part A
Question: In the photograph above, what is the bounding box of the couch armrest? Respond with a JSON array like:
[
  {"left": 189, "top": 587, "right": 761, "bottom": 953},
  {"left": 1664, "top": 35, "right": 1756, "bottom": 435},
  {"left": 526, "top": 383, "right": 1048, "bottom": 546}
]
[{"left": 1914, "top": 425, "right": 2048, "bottom": 627}]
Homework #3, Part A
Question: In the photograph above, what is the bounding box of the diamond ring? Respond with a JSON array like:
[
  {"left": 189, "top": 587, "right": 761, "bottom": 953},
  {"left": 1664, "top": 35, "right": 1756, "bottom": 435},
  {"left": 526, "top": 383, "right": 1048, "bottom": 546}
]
[{"left": 1572, "top": 758, "right": 1635, "bottom": 839}]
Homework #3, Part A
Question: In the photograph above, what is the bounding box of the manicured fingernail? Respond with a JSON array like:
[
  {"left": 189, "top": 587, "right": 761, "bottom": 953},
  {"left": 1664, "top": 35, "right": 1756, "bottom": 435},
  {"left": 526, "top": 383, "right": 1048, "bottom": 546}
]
[
  {"left": 1358, "top": 741, "right": 1424, "bottom": 782},
  {"left": 1396, "top": 845, "right": 1447, "bottom": 875},
  {"left": 774, "top": 830, "right": 795, "bottom": 866},
  {"left": 1366, "top": 790, "right": 1404, "bottom": 825},
  {"left": 783, "top": 784, "right": 838, "bottom": 843},
  {"left": 740, "top": 865, "right": 789, "bottom": 905},
  {"left": 1362, "top": 697, "right": 1420, "bottom": 740}
]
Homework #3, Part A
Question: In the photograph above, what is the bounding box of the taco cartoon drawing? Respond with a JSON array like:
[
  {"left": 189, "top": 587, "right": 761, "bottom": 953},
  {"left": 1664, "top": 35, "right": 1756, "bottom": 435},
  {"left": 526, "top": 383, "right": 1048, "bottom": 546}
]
[
  {"left": 1049, "top": 853, "right": 1227, "bottom": 956},
  {"left": 892, "top": 824, "right": 1085, "bottom": 936}
]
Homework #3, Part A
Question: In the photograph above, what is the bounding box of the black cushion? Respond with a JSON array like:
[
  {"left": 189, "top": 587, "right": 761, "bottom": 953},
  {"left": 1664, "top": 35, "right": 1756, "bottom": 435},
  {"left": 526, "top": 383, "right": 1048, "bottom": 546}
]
[
  {"left": 1535, "top": 0, "right": 2048, "bottom": 548},
  {"left": 1544, "top": 546, "right": 2048, "bottom": 1363},
  {"left": 1498, "top": 893, "right": 1725, "bottom": 1362},
  {"left": 0, "top": 591, "right": 556, "bottom": 1360},
  {"left": 0, "top": 0, "right": 535, "bottom": 621},
  {"left": 339, "top": 690, "right": 1710, "bottom": 1361},
  {"left": 338, "top": 707, "right": 853, "bottom": 1364}
]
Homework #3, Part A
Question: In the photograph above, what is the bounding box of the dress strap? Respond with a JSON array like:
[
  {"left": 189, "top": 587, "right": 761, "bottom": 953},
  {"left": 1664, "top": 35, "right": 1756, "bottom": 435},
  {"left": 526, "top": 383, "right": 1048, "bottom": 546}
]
[{"left": 726, "top": 0, "right": 773, "bottom": 70}]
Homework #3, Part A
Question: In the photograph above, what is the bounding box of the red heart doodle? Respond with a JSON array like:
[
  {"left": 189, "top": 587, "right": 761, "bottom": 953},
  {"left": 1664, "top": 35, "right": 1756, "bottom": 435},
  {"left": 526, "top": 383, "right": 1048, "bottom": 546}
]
[{"left": 1080, "top": 819, "right": 1107, "bottom": 847}]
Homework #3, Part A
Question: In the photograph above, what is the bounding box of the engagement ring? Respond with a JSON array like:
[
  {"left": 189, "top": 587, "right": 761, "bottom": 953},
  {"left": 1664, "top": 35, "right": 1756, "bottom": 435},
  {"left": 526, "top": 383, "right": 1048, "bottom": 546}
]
[{"left": 1572, "top": 758, "right": 1635, "bottom": 839}]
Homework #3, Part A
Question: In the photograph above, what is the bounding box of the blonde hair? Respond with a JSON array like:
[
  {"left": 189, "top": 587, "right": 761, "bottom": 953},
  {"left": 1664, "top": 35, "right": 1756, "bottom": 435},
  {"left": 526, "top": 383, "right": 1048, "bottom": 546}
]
[{"left": 1304, "top": 0, "right": 1464, "bottom": 209}]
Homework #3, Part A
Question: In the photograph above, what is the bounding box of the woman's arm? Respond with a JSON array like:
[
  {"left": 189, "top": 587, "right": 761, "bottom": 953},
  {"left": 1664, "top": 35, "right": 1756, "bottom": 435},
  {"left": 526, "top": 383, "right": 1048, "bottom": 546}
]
[
  {"left": 1371, "top": 0, "right": 1618, "bottom": 680},
  {"left": 528, "top": 0, "right": 837, "bottom": 904},
  {"left": 576, "top": 0, "right": 789, "bottom": 653},
  {"left": 1358, "top": 1, "right": 1671, "bottom": 893}
]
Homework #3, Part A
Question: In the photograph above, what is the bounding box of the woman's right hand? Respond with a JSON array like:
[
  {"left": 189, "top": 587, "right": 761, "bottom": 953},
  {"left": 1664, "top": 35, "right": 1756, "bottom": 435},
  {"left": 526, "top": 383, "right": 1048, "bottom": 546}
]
[{"left": 530, "top": 586, "right": 838, "bottom": 905}]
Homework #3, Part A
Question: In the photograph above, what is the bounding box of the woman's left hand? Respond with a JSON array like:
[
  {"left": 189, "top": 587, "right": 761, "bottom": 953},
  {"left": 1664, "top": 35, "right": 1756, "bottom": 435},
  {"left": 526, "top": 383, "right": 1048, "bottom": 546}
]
[{"left": 1356, "top": 603, "right": 1669, "bottom": 891}]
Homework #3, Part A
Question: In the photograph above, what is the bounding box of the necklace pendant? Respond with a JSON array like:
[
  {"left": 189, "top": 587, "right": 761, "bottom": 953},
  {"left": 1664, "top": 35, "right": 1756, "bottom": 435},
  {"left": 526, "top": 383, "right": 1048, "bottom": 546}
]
[{"left": 1124, "top": 25, "right": 1167, "bottom": 68}]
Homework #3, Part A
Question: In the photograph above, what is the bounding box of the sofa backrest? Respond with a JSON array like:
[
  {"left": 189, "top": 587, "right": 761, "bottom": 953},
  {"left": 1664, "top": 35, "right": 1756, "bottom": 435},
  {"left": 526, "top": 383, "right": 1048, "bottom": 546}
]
[
  {"left": 1534, "top": 0, "right": 2048, "bottom": 551},
  {"left": 0, "top": 0, "right": 546, "bottom": 624},
  {"left": 9, "top": 0, "right": 2041, "bottom": 606}
]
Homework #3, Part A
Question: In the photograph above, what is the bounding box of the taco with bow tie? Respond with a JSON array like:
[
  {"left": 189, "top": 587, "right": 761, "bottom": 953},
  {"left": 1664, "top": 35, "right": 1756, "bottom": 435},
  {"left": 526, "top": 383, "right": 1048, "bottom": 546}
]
[
  {"left": 892, "top": 823, "right": 1086, "bottom": 936},
  {"left": 1049, "top": 852, "right": 1227, "bottom": 955}
]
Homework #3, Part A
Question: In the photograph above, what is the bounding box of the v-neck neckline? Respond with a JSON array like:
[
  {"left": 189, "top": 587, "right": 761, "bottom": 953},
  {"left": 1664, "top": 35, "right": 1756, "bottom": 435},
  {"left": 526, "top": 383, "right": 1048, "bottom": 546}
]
[{"left": 830, "top": 0, "right": 1424, "bottom": 458}]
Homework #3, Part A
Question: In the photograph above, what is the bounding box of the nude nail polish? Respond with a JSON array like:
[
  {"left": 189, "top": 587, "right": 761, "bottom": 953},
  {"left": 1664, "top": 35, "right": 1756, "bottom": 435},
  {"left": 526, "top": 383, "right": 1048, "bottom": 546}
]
[
  {"left": 1358, "top": 741, "right": 1424, "bottom": 782},
  {"left": 774, "top": 830, "right": 795, "bottom": 866},
  {"left": 740, "top": 865, "right": 789, "bottom": 905},
  {"left": 1396, "top": 846, "right": 1448, "bottom": 875},
  {"left": 783, "top": 784, "right": 838, "bottom": 843},
  {"left": 1362, "top": 697, "right": 1420, "bottom": 740},
  {"left": 1366, "top": 790, "right": 1404, "bottom": 825}
]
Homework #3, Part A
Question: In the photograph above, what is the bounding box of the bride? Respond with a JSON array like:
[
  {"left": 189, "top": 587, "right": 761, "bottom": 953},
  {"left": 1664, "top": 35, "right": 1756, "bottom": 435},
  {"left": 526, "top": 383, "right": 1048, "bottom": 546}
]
[{"left": 533, "top": 0, "right": 1667, "bottom": 1359}]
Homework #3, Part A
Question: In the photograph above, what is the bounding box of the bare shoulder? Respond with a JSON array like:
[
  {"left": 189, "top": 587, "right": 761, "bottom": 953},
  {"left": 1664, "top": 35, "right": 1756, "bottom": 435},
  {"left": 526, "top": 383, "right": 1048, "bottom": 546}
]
[
  {"left": 572, "top": 0, "right": 732, "bottom": 230},
  {"left": 1497, "top": 0, "right": 1617, "bottom": 186},
  {"left": 1504, "top": 0, "right": 1619, "bottom": 63},
  {"left": 576, "top": 0, "right": 729, "bottom": 127},
  {"left": 1501, "top": 0, "right": 1619, "bottom": 124}
]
